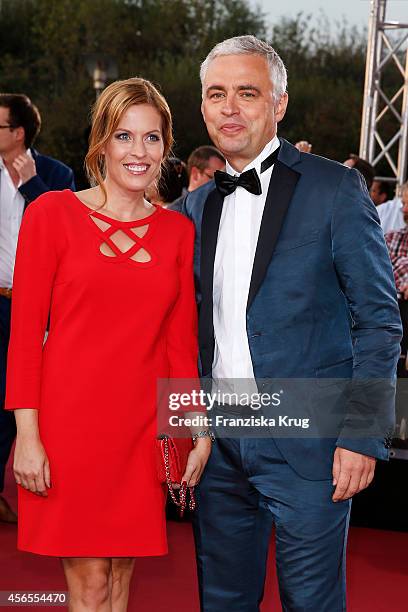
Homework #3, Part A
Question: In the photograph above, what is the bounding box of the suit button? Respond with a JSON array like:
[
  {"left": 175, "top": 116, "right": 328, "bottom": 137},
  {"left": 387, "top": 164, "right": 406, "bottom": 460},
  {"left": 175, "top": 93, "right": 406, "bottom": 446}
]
[{"left": 250, "top": 332, "right": 261, "bottom": 338}]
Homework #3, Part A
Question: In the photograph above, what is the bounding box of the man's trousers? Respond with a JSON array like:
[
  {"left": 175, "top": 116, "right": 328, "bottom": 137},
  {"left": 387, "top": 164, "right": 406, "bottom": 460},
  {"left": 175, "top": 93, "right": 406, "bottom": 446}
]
[{"left": 193, "top": 436, "right": 351, "bottom": 612}]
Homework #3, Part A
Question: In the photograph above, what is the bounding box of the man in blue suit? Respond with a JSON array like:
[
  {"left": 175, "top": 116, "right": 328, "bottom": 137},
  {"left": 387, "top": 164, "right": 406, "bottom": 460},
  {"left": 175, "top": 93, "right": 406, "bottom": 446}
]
[
  {"left": 182, "top": 36, "right": 402, "bottom": 611},
  {"left": 0, "top": 93, "right": 75, "bottom": 522}
]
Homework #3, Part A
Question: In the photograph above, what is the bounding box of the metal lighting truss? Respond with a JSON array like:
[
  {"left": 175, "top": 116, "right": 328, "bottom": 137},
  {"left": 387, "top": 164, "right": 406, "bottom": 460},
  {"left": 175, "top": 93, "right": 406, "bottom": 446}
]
[{"left": 359, "top": 0, "right": 408, "bottom": 187}]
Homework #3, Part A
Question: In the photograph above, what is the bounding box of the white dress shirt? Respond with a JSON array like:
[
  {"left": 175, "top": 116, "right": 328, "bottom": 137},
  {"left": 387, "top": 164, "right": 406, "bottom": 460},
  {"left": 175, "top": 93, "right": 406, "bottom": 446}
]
[
  {"left": 0, "top": 154, "right": 28, "bottom": 287},
  {"left": 212, "top": 136, "right": 280, "bottom": 398},
  {"left": 377, "top": 197, "right": 405, "bottom": 234}
]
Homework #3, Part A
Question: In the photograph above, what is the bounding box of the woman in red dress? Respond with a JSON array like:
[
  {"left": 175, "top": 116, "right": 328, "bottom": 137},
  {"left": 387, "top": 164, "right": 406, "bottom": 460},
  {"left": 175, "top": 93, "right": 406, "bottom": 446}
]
[{"left": 5, "top": 78, "right": 211, "bottom": 610}]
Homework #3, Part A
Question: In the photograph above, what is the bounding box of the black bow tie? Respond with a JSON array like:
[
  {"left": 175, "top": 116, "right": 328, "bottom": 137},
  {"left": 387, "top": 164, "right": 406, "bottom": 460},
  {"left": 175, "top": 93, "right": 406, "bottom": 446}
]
[
  {"left": 214, "top": 146, "right": 280, "bottom": 198},
  {"left": 214, "top": 167, "right": 261, "bottom": 197}
]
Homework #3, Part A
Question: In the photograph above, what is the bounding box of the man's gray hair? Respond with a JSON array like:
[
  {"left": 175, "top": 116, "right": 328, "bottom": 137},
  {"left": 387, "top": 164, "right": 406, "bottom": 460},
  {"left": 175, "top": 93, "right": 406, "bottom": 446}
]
[{"left": 200, "top": 35, "right": 288, "bottom": 101}]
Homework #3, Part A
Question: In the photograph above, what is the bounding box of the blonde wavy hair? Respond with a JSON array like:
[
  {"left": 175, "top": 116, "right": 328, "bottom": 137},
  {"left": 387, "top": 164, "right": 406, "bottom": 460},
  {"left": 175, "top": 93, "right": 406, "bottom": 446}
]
[{"left": 85, "top": 77, "right": 173, "bottom": 204}]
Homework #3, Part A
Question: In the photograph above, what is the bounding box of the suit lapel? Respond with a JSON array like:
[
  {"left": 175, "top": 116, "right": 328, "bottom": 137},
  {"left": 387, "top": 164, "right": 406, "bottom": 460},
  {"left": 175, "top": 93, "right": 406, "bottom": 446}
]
[
  {"left": 199, "top": 188, "right": 224, "bottom": 374},
  {"left": 247, "top": 160, "right": 300, "bottom": 311},
  {"left": 200, "top": 188, "right": 224, "bottom": 300},
  {"left": 23, "top": 194, "right": 30, "bottom": 211}
]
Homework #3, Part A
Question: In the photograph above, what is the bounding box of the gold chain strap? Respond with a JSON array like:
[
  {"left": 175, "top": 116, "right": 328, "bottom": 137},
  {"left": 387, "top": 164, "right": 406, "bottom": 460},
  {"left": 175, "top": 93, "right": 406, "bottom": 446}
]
[{"left": 162, "top": 437, "right": 196, "bottom": 517}]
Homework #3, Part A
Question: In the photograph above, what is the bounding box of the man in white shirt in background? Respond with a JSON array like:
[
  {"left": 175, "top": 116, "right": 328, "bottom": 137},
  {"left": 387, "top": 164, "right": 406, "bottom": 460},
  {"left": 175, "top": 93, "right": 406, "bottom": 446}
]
[
  {"left": 0, "top": 93, "right": 75, "bottom": 522},
  {"left": 377, "top": 190, "right": 405, "bottom": 234},
  {"left": 368, "top": 178, "right": 405, "bottom": 234}
]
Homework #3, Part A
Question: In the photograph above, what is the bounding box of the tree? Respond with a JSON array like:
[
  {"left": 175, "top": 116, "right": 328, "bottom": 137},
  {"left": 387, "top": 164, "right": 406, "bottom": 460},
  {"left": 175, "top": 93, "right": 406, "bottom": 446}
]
[
  {"left": 0, "top": 0, "right": 266, "bottom": 185},
  {"left": 3, "top": 3, "right": 397, "bottom": 183},
  {"left": 270, "top": 12, "right": 367, "bottom": 162}
]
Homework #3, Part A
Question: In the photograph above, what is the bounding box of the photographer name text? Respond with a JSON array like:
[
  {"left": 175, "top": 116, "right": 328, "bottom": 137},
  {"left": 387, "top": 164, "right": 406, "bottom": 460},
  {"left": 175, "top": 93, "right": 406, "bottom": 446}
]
[{"left": 168, "top": 414, "right": 310, "bottom": 429}]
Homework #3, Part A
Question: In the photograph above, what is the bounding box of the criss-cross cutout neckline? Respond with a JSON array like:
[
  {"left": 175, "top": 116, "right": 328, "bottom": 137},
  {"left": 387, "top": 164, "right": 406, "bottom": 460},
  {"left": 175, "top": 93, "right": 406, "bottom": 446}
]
[{"left": 68, "top": 190, "right": 161, "bottom": 264}]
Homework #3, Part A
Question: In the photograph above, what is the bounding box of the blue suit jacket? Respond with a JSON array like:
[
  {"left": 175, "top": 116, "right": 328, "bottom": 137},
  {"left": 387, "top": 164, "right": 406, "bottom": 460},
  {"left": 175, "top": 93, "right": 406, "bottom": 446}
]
[
  {"left": 18, "top": 148, "right": 75, "bottom": 206},
  {"left": 182, "top": 139, "right": 402, "bottom": 479}
]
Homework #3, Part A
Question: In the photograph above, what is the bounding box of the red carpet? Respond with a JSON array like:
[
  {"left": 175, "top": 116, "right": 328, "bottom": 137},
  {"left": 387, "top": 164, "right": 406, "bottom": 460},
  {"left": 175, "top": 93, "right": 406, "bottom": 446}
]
[{"left": 1, "top": 458, "right": 407, "bottom": 611}]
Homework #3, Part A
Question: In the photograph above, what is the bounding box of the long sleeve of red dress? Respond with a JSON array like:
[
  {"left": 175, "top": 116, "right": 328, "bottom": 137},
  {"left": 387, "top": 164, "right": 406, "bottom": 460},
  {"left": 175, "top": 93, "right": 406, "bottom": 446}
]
[
  {"left": 166, "top": 221, "right": 199, "bottom": 378},
  {"left": 6, "top": 198, "right": 58, "bottom": 410}
]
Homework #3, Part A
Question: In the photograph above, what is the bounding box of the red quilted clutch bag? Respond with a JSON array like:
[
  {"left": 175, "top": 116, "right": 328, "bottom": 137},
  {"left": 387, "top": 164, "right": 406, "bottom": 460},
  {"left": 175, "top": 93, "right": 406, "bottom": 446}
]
[{"left": 156, "top": 434, "right": 196, "bottom": 517}]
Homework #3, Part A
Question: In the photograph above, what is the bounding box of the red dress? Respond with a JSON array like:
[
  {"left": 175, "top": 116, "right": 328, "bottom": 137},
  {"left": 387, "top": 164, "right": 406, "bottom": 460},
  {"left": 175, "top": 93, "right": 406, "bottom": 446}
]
[{"left": 5, "top": 190, "right": 199, "bottom": 557}]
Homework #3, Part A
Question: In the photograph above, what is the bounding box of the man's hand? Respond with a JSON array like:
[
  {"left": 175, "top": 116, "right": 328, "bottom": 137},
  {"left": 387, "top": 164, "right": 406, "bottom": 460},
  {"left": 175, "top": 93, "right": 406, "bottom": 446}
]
[
  {"left": 399, "top": 284, "right": 408, "bottom": 300},
  {"left": 332, "top": 447, "right": 376, "bottom": 502},
  {"left": 12, "top": 153, "right": 36, "bottom": 184}
]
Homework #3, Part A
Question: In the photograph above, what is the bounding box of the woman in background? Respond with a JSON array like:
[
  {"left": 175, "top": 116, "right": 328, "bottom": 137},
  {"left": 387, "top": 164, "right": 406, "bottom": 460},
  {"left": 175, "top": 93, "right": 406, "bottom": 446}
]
[{"left": 5, "top": 78, "right": 211, "bottom": 611}]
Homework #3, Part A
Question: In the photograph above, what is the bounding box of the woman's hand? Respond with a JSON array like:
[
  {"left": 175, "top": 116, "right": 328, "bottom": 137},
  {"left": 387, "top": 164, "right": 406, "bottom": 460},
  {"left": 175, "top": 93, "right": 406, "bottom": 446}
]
[
  {"left": 179, "top": 438, "right": 212, "bottom": 487},
  {"left": 14, "top": 434, "right": 51, "bottom": 497}
]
